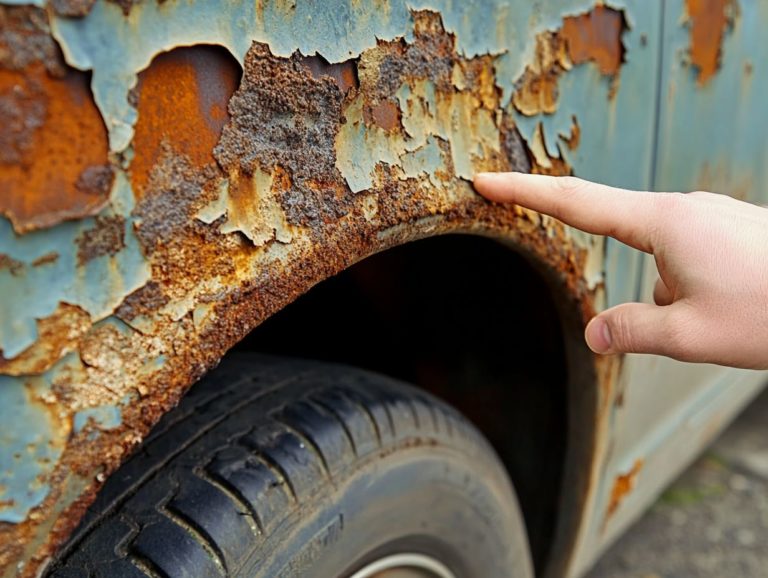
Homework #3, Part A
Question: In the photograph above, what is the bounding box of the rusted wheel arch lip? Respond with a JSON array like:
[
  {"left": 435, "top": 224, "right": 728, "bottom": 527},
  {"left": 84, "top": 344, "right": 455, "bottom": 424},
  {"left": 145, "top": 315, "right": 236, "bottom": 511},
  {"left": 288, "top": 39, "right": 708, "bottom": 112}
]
[{"left": 11, "top": 205, "right": 604, "bottom": 578}]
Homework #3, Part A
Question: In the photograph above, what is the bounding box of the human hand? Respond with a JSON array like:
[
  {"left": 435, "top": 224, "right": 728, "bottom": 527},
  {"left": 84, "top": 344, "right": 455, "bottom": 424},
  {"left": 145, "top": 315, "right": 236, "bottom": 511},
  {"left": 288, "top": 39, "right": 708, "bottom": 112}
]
[{"left": 474, "top": 172, "right": 768, "bottom": 369}]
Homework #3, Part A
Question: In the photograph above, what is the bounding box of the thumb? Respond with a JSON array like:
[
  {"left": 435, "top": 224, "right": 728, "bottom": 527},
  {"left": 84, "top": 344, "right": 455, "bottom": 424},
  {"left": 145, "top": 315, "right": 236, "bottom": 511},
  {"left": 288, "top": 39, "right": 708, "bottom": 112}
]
[{"left": 585, "top": 302, "right": 682, "bottom": 356}]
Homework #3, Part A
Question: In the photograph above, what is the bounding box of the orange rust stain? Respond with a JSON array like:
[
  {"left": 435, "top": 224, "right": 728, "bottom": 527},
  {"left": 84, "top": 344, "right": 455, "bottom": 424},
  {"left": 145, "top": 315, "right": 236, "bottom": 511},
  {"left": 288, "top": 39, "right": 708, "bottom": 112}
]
[
  {"left": 368, "top": 99, "right": 401, "bottom": 131},
  {"left": 512, "top": 31, "right": 569, "bottom": 116},
  {"left": 513, "top": 6, "right": 626, "bottom": 116},
  {"left": 561, "top": 6, "right": 625, "bottom": 76},
  {"left": 0, "top": 64, "right": 112, "bottom": 233},
  {"left": 606, "top": 459, "right": 644, "bottom": 522},
  {"left": 560, "top": 115, "right": 581, "bottom": 150},
  {"left": 298, "top": 54, "right": 359, "bottom": 94},
  {"left": 0, "top": 303, "right": 91, "bottom": 376},
  {"left": 130, "top": 46, "right": 241, "bottom": 200},
  {"left": 686, "top": 0, "right": 734, "bottom": 85}
]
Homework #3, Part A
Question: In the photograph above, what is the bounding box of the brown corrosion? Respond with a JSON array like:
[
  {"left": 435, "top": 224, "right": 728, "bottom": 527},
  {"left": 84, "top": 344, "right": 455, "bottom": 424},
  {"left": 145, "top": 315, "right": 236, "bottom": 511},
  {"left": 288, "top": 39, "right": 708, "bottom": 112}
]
[
  {"left": 0, "top": 254, "right": 23, "bottom": 276},
  {"left": 513, "top": 31, "right": 569, "bottom": 116},
  {"left": 32, "top": 252, "right": 59, "bottom": 267},
  {"left": 686, "top": 0, "right": 735, "bottom": 85},
  {"left": 561, "top": 6, "right": 625, "bottom": 76},
  {"left": 215, "top": 42, "right": 351, "bottom": 231},
  {"left": 0, "top": 303, "right": 91, "bottom": 376},
  {"left": 107, "top": 0, "right": 139, "bottom": 16},
  {"left": 526, "top": 123, "right": 573, "bottom": 177},
  {"left": 76, "top": 216, "right": 126, "bottom": 265},
  {"left": 50, "top": 0, "right": 97, "bottom": 17},
  {"left": 0, "top": 6, "right": 112, "bottom": 234},
  {"left": 561, "top": 115, "right": 581, "bottom": 150},
  {"left": 513, "top": 6, "right": 626, "bottom": 116},
  {"left": 367, "top": 99, "right": 402, "bottom": 131},
  {"left": 298, "top": 54, "right": 359, "bottom": 93},
  {"left": 605, "top": 459, "right": 644, "bottom": 522},
  {"left": 0, "top": 14, "right": 602, "bottom": 576},
  {"left": 130, "top": 45, "right": 241, "bottom": 201}
]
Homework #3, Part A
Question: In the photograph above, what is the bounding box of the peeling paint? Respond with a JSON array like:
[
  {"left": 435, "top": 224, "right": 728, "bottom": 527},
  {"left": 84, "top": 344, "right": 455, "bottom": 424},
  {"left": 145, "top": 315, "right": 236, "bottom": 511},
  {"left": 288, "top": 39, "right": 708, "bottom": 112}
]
[
  {"left": 0, "top": 1, "right": 668, "bottom": 576},
  {"left": 0, "top": 371, "right": 71, "bottom": 524},
  {"left": 561, "top": 6, "right": 626, "bottom": 76},
  {"left": 513, "top": 5, "right": 626, "bottom": 117},
  {"left": 0, "top": 5, "right": 112, "bottom": 234},
  {"left": 0, "top": 173, "right": 150, "bottom": 360}
]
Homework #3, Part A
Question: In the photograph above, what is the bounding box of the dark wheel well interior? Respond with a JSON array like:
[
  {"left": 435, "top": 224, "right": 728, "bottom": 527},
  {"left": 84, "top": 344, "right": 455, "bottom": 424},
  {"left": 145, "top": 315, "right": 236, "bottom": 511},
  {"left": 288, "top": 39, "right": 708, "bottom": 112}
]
[{"left": 235, "top": 233, "right": 570, "bottom": 573}]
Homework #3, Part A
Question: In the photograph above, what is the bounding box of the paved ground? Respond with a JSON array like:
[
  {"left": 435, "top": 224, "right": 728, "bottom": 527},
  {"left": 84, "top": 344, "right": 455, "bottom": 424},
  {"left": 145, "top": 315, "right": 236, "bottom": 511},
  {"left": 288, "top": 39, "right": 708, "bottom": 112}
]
[{"left": 586, "top": 388, "right": 768, "bottom": 578}]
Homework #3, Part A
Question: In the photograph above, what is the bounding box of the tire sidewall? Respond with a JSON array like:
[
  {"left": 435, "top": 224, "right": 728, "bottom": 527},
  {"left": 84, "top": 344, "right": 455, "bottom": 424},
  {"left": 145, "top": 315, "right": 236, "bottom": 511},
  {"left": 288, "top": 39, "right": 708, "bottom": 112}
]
[{"left": 247, "top": 444, "right": 533, "bottom": 578}]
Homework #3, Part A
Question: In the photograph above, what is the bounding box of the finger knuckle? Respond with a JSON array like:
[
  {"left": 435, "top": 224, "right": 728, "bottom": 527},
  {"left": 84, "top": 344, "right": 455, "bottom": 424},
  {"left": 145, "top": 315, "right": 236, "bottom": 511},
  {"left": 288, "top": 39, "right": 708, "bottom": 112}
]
[{"left": 610, "top": 310, "right": 638, "bottom": 353}]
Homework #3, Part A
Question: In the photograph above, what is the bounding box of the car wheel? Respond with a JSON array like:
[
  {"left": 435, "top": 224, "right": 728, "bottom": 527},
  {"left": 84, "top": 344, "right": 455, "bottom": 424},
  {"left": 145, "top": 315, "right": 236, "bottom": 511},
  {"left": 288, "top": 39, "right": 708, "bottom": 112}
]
[{"left": 48, "top": 354, "right": 533, "bottom": 578}]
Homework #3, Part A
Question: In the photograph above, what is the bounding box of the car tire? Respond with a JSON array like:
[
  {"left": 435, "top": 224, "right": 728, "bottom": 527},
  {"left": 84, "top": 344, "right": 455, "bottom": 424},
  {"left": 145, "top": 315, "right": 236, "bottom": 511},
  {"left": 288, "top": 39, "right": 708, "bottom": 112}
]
[{"left": 47, "top": 353, "right": 533, "bottom": 578}]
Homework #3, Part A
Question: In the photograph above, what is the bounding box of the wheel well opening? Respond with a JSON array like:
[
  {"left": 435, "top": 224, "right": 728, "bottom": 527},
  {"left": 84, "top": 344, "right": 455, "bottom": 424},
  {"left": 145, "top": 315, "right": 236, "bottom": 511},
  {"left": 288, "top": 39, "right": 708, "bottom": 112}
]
[{"left": 235, "top": 233, "right": 569, "bottom": 573}]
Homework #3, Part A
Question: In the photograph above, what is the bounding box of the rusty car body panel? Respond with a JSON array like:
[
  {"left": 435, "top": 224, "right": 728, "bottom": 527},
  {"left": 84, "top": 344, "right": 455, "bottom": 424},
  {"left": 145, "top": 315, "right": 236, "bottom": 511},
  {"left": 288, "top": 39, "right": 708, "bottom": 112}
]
[{"left": 0, "top": 1, "right": 765, "bottom": 576}]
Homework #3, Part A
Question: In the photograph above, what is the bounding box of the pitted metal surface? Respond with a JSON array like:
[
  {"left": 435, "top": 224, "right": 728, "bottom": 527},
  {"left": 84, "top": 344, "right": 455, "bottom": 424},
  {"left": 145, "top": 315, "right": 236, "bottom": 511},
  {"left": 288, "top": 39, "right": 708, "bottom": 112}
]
[{"left": 1, "top": 1, "right": 762, "bottom": 577}]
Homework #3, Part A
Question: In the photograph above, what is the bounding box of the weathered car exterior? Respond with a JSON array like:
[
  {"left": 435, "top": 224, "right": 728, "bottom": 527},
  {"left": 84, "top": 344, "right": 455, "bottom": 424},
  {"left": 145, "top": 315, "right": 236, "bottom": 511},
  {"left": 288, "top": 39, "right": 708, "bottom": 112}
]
[{"left": 0, "top": 0, "right": 765, "bottom": 576}]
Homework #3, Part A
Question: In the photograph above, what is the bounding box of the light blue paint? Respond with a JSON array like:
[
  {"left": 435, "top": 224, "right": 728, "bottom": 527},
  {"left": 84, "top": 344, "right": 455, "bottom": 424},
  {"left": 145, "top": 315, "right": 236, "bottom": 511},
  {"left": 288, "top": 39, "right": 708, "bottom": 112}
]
[
  {"left": 50, "top": 0, "right": 415, "bottom": 151},
  {"left": 0, "top": 364, "right": 71, "bottom": 523},
  {"left": 73, "top": 405, "right": 122, "bottom": 433},
  {"left": 0, "top": 0, "right": 668, "bottom": 547},
  {"left": 400, "top": 135, "right": 446, "bottom": 182},
  {"left": 655, "top": 0, "right": 768, "bottom": 204},
  {"left": 49, "top": 0, "right": 619, "bottom": 152},
  {"left": 514, "top": 0, "right": 663, "bottom": 308},
  {"left": 0, "top": 173, "right": 150, "bottom": 358}
]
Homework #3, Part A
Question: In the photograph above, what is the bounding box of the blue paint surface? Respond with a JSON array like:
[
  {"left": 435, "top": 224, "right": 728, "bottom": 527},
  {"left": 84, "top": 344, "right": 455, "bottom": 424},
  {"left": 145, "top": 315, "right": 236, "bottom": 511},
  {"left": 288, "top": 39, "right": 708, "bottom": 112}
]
[
  {"left": 0, "top": 372, "right": 66, "bottom": 523},
  {"left": 0, "top": 173, "right": 149, "bottom": 358},
  {"left": 73, "top": 405, "right": 122, "bottom": 433}
]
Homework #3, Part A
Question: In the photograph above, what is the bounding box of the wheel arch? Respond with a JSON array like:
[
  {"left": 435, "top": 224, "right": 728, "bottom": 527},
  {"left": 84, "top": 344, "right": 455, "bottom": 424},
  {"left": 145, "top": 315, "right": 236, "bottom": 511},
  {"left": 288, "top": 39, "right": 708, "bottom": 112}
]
[
  {"left": 238, "top": 229, "right": 602, "bottom": 577},
  {"left": 0, "top": 5, "right": 615, "bottom": 575}
]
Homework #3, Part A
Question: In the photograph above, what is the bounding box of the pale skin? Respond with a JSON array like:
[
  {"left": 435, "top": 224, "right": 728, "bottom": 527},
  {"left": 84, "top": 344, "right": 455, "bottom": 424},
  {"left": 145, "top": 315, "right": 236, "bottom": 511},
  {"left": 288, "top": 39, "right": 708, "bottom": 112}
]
[{"left": 473, "top": 172, "right": 768, "bottom": 370}]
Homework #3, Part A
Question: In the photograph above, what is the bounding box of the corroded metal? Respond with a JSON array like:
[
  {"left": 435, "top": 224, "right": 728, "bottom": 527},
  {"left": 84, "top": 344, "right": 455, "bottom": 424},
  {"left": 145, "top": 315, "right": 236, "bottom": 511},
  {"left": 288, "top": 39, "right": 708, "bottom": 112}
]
[
  {"left": 0, "top": 5, "right": 112, "bottom": 233},
  {"left": 0, "top": 1, "right": 765, "bottom": 578},
  {"left": 685, "top": 0, "right": 737, "bottom": 85}
]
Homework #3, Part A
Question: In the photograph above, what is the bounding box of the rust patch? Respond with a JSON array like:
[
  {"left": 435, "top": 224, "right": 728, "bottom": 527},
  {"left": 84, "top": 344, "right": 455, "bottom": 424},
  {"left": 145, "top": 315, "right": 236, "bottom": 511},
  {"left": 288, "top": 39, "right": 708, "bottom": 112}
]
[
  {"left": 0, "top": 6, "right": 112, "bottom": 234},
  {"left": 0, "top": 254, "right": 23, "bottom": 276},
  {"left": 298, "top": 54, "right": 359, "bottom": 94},
  {"left": 0, "top": 14, "right": 603, "bottom": 576},
  {"left": 214, "top": 42, "right": 351, "bottom": 231},
  {"left": 0, "top": 303, "right": 91, "bottom": 376},
  {"left": 51, "top": 0, "right": 97, "bottom": 17},
  {"left": 32, "top": 252, "right": 59, "bottom": 267},
  {"left": 132, "top": 143, "right": 214, "bottom": 253},
  {"left": 513, "top": 31, "right": 570, "bottom": 116},
  {"left": 115, "top": 281, "right": 170, "bottom": 324},
  {"left": 107, "top": 0, "right": 140, "bottom": 16},
  {"left": 527, "top": 123, "right": 573, "bottom": 176},
  {"left": 76, "top": 216, "right": 126, "bottom": 265},
  {"left": 130, "top": 45, "right": 241, "bottom": 201},
  {"left": 513, "top": 6, "right": 626, "bottom": 116},
  {"left": 685, "top": 0, "right": 737, "bottom": 85},
  {"left": 605, "top": 459, "right": 644, "bottom": 522},
  {"left": 367, "top": 99, "right": 402, "bottom": 131},
  {"left": 75, "top": 165, "right": 115, "bottom": 199},
  {"left": 560, "top": 115, "right": 581, "bottom": 150},
  {"left": 0, "top": 6, "right": 65, "bottom": 76},
  {"left": 561, "top": 6, "right": 625, "bottom": 76}
]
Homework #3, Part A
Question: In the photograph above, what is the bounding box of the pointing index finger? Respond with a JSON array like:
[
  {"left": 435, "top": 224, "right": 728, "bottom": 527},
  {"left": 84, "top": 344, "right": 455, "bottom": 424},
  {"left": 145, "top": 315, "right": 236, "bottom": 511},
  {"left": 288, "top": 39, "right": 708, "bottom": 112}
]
[{"left": 473, "top": 172, "right": 664, "bottom": 254}]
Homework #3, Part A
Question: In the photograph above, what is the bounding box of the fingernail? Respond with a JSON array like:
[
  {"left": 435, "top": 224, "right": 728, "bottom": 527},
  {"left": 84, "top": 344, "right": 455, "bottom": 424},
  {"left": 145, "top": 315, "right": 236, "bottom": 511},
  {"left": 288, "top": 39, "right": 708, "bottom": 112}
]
[{"left": 586, "top": 318, "right": 612, "bottom": 354}]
